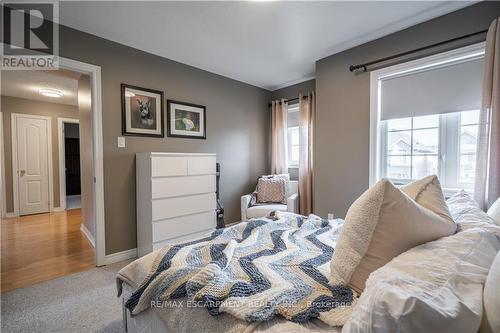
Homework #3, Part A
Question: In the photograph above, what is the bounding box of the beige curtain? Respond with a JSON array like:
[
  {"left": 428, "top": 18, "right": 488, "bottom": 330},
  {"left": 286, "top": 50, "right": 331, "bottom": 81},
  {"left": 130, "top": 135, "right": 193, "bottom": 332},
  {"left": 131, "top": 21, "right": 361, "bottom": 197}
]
[
  {"left": 271, "top": 99, "right": 288, "bottom": 174},
  {"left": 474, "top": 18, "right": 500, "bottom": 210},
  {"left": 298, "top": 92, "right": 315, "bottom": 215}
]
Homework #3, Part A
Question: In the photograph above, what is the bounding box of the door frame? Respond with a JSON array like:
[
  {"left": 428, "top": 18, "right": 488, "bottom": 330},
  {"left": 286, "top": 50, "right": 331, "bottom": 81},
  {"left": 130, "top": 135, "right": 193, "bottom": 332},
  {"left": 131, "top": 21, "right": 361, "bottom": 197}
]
[
  {"left": 0, "top": 115, "right": 7, "bottom": 219},
  {"left": 1, "top": 56, "right": 106, "bottom": 266},
  {"left": 11, "top": 113, "right": 54, "bottom": 216},
  {"left": 59, "top": 57, "right": 105, "bottom": 266},
  {"left": 57, "top": 117, "right": 80, "bottom": 211}
]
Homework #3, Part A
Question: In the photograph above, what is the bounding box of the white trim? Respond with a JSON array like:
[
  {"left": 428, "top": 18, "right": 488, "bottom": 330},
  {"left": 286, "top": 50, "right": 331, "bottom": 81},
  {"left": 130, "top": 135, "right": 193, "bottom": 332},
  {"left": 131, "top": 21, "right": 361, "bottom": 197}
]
[
  {"left": 4, "top": 212, "right": 17, "bottom": 218},
  {"left": 0, "top": 114, "right": 6, "bottom": 218},
  {"left": 57, "top": 117, "right": 80, "bottom": 210},
  {"left": 369, "top": 42, "right": 485, "bottom": 186},
  {"left": 11, "top": 113, "right": 54, "bottom": 216},
  {"left": 80, "top": 223, "right": 95, "bottom": 248},
  {"left": 370, "top": 42, "right": 485, "bottom": 82},
  {"left": 52, "top": 206, "right": 65, "bottom": 212},
  {"left": 104, "top": 248, "right": 138, "bottom": 265},
  {"left": 56, "top": 56, "right": 106, "bottom": 267},
  {"left": 369, "top": 70, "right": 381, "bottom": 186}
]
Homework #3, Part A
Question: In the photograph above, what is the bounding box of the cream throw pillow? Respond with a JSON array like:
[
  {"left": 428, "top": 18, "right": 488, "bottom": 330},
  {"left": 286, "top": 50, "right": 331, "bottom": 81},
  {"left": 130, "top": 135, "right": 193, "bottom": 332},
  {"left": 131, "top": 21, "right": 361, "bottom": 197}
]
[
  {"left": 330, "top": 178, "right": 456, "bottom": 292},
  {"left": 401, "top": 175, "right": 455, "bottom": 227}
]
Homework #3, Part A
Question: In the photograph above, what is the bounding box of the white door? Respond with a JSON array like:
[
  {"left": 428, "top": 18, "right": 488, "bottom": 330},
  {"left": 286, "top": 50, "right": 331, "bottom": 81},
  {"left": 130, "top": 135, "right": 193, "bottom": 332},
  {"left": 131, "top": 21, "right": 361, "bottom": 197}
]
[{"left": 16, "top": 116, "right": 50, "bottom": 215}]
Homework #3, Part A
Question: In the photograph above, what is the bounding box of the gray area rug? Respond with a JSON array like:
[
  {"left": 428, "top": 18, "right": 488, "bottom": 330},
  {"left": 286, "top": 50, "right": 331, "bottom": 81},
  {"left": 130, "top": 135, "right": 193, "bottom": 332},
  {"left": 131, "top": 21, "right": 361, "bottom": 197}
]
[{"left": 1, "top": 260, "right": 132, "bottom": 333}]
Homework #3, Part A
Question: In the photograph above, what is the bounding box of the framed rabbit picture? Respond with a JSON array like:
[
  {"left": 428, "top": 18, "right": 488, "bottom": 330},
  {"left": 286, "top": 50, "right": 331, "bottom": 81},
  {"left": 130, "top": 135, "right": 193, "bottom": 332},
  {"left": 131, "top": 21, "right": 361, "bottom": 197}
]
[
  {"left": 167, "top": 100, "right": 206, "bottom": 139},
  {"left": 121, "top": 84, "right": 164, "bottom": 137}
]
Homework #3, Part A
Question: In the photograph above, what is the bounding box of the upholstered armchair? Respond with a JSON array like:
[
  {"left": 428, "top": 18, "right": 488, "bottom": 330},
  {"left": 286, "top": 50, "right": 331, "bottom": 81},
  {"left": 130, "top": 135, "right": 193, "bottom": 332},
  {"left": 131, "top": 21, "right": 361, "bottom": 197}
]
[{"left": 241, "top": 180, "right": 299, "bottom": 221}]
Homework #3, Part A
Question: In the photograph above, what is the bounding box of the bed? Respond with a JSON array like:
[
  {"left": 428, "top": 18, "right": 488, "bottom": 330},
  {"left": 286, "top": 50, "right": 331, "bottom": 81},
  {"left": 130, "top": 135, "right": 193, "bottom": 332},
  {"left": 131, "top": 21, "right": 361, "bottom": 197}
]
[{"left": 117, "top": 191, "right": 500, "bottom": 333}]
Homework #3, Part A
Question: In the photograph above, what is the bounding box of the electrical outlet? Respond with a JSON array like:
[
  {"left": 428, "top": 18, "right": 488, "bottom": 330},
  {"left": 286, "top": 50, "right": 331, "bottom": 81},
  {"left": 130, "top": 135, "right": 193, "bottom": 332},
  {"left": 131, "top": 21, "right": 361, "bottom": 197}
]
[
  {"left": 117, "top": 136, "right": 126, "bottom": 148},
  {"left": 328, "top": 213, "right": 334, "bottom": 220}
]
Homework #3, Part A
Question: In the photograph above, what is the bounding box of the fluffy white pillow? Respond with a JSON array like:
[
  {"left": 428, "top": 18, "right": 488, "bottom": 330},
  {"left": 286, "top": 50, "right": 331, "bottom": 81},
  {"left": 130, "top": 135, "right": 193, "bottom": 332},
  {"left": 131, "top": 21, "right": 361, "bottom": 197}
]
[{"left": 330, "top": 178, "right": 456, "bottom": 292}]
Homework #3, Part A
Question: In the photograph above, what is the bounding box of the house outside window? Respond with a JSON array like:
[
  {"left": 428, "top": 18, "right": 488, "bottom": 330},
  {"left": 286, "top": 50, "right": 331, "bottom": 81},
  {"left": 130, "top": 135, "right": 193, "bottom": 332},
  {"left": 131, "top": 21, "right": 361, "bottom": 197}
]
[{"left": 370, "top": 42, "right": 485, "bottom": 194}]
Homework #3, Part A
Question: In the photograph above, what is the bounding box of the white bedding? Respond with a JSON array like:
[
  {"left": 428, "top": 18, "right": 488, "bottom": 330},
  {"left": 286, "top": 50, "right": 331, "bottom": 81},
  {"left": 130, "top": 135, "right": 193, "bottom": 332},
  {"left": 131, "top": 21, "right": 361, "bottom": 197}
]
[
  {"left": 343, "top": 227, "right": 500, "bottom": 333},
  {"left": 121, "top": 192, "right": 500, "bottom": 333}
]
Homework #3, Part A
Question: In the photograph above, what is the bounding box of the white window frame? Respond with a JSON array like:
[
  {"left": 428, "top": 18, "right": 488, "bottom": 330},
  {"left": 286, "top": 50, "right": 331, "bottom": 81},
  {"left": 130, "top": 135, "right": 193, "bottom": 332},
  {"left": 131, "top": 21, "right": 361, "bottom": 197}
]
[
  {"left": 369, "top": 42, "right": 485, "bottom": 192},
  {"left": 287, "top": 103, "right": 300, "bottom": 168}
]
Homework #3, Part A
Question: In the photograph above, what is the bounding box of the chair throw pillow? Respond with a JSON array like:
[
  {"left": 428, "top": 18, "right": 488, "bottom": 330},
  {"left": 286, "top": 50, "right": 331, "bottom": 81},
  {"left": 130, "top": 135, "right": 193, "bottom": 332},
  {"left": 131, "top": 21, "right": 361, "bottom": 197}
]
[{"left": 256, "top": 177, "right": 286, "bottom": 204}]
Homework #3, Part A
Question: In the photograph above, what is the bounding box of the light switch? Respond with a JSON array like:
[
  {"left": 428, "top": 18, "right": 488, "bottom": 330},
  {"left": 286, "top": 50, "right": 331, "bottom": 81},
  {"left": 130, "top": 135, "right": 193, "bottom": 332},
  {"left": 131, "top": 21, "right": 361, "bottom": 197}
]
[{"left": 117, "top": 136, "right": 126, "bottom": 148}]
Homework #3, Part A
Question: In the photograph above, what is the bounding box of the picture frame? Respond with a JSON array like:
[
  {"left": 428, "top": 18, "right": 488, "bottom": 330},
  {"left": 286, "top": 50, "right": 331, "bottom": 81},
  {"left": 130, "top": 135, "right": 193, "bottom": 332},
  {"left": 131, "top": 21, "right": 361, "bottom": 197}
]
[
  {"left": 121, "top": 84, "right": 164, "bottom": 137},
  {"left": 167, "top": 100, "right": 206, "bottom": 139}
]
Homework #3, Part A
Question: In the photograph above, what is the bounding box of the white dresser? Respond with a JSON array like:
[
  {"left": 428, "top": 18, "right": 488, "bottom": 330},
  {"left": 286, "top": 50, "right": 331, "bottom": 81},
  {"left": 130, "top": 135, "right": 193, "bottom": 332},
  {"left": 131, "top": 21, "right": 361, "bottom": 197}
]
[{"left": 136, "top": 152, "right": 217, "bottom": 257}]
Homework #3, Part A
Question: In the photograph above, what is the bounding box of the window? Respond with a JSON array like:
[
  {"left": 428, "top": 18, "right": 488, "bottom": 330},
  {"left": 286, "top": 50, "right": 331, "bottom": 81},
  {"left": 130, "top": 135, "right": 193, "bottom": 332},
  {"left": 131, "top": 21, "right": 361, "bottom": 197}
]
[
  {"left": 370, "top": 42, "right": 485, "bottom": 193},
  {"left": 386, "top": 114, "right": 439, "bottom": 181},
  {"left": 287, "top": 104, "right": 299, "bottom": 167},
  {"left": 459, "top": 110, "right": 479, "bottom": 185},
  {"left": 383, "top": 110, "right": 480, "bottom": 189}
]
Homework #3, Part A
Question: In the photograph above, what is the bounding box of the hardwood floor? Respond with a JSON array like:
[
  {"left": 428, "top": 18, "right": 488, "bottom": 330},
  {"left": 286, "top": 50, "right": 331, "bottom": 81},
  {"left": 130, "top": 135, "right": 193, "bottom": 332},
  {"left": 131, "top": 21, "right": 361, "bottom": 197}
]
[{"left": 1, "top": 209, "right": 95, "bottom": 293}]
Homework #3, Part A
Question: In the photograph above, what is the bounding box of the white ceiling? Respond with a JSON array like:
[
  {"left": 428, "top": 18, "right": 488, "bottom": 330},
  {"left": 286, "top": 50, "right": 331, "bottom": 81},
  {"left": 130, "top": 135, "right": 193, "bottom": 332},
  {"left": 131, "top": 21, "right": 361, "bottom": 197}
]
[
  {"left": 59, "top": 1, "right": 474, "bottom": 90},
  {"left": 1, "top": 70, "right": 81, "bottom": 106}
]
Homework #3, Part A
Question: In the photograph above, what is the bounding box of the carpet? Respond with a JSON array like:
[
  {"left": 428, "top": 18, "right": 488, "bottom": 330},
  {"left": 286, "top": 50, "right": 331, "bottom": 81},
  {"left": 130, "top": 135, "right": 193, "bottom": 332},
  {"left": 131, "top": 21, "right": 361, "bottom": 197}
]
[{"left": 1, "top": 260, "right": 132, "bottom": 333}]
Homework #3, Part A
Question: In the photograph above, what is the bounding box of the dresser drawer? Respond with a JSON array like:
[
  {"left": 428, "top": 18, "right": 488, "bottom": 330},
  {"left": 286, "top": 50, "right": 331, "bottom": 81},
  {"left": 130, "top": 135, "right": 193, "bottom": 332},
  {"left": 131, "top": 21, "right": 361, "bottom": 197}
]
[
  {"left": 152, "top": 192, "right": 216, "bottom": 221},
  {"left": 187, "top": 156, "right": 216, "bottom": 175},
  {"left": 152, "top": 211, "right": 216, "bottom": 243},
  {"left": 151, "top": 156, "right": 187, "bottom": 177},
  {"left": 151, "top": 175, "right": 215, "bottom": 199},
  {"left": 152, "top": 228, "right": 214, "bottom": 250}
]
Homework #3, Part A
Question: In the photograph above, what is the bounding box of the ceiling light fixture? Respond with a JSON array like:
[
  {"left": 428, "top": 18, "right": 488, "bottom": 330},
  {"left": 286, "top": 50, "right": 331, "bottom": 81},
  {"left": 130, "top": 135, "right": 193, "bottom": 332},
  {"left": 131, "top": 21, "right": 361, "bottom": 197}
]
[{"left": 39, "top": 88, "right": 63, "bottom": 98}]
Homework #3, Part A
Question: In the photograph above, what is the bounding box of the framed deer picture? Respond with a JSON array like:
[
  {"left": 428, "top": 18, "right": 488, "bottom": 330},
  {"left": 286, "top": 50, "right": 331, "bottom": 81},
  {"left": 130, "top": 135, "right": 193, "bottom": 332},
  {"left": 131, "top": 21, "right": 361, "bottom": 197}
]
[
  {"left": 167, "top": 100, "right": 206, "bottom": 139},
  {"left": 121, "top": 84, "right": 164, "bottom": 137}
]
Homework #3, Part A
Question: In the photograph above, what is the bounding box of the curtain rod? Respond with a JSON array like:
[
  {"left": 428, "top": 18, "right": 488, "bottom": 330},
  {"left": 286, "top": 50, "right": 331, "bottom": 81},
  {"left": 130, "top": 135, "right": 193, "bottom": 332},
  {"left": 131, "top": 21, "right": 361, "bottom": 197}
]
[
  {"left": 349, "top": 29, "right": 488, "bottom": 73},
  {"left": 268, "top": 95, "right": 308, "bottom": 107}
]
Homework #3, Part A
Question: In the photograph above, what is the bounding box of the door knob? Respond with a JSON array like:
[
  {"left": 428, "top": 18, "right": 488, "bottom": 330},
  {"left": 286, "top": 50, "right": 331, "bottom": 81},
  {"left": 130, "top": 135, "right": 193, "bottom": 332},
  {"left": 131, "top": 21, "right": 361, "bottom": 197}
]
[{"left": 19, "top": 170, "right": 26, "bottom": 176}]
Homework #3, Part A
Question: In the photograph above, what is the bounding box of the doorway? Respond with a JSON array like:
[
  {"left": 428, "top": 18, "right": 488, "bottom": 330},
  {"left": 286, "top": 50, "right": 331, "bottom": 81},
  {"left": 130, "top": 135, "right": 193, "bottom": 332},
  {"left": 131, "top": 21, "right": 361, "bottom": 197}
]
[
  {"left": 0, "top": 57, "right": 106, "bottom": 293},
  {"left": 58, "top": 118, "right": 81, "bottom": 211}
]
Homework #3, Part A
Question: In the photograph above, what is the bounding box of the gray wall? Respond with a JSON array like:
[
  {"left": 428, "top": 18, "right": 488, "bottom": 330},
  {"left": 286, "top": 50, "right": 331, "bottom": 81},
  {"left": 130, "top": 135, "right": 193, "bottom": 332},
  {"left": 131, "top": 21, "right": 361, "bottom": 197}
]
[
  {"left": 270, "top": 79, "right": 315, "bottom": 101},
  {"left": 78, "top": 75, "right": 95, "bottom": 238},
  {"left": 57, "top": 25, "right": 270, "bottom": 255},
  {"left": 314, "top": 1, "right": 500, "bottom": 218},
  {"left": 1, "top": 96, "right": 79, "bottom": 212}
]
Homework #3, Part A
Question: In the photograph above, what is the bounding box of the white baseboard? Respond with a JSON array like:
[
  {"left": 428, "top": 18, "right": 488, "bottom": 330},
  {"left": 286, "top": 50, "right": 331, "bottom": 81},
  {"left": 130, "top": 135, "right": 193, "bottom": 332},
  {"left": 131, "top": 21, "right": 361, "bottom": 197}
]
[
  {"left": 104, "top": 248, "right": 137, "bottom": 265},
  {"left": 4, "top": 212, "right": 17, "bottom": 218},
  {"left": 52, "top": 206, "right": 65, "bottom": 212},
  {"left": 80, "top": 224, "right": 96, "bottom": 247}
]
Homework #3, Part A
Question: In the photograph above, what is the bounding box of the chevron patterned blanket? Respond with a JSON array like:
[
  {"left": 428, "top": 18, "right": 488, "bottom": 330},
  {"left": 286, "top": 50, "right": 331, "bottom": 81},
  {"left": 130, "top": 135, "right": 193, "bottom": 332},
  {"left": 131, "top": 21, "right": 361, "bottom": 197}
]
[{"left": 121, "top": 213, "right": 357, "bottom": 326}]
